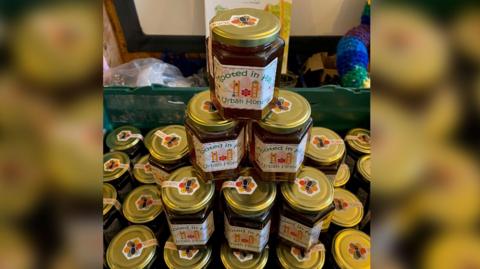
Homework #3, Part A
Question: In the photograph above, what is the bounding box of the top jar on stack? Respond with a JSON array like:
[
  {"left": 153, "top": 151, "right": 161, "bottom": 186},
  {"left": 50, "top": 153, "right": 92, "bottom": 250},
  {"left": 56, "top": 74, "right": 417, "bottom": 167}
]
[{"left": 208, "top": 8, "right": 284, "bottom": 120}]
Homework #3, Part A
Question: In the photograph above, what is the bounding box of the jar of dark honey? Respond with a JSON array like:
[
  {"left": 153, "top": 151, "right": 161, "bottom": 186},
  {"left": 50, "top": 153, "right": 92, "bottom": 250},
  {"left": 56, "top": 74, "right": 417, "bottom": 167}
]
[
  {"left": 163, "top": 236, "right": 213, "bottom": 269},
  {"left": 132, "top": 154, "right": 156, "bottom": 185},
  {"left": 185, "top": 90, "right": 246, "bottom": 182},
  {"left": 106, "top": 225, "right": 159, "bottom": 269},
  {"left": 221, "top": 242, "right": 269, "bottom": 269},
  {"left": 329, "top": 229, "right": 370, "bottom": 269},
  {"left": 344, "top": 128, "right": 371, "bottom": 171},
  {"left": 161, "top": 166, "right": 215, "bottom": 248},
  {"left": 278, "top": 166, "right": 334, "bottom": 250},
  {"left": 103, "top": 183, "right": 124, "bottom": 247},
  {"left": 276, "top": 241, "right": 325, "bottom": 269},
  {"left": 348, "top": 155, "right": 371, "bottom": 209},
  {"left": 330, "top": 188, "right": 364, "bottom": 237},
  {"left": 209, "top": 8, "right": 284, "bottom": 120},
  {"left": 103, "top": 151, "right": 133, "bottom": 200},
  {"left": 144, "top": 125, "right": 189, "bottom": 183},
  {"left": 106, "top": 125, "right": 145, "bottom": 159},
  {"left": 250, "top": 89, "right": 312, "bottom": 181},
  {"left": 222, "top": 168, "right": 276, "bottom": 252},
  {"left": 305, "top": 127, "right": 346, "bottom": 174},
  {"left": 123, "top": 185, "right": 166, "bottom": 242}
]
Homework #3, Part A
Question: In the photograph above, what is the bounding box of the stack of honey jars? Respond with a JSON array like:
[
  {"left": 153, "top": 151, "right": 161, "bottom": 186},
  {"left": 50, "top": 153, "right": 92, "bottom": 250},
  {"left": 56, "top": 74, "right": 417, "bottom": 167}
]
[{"left": 103, "top": 7, "right": 371, "bottom": 269}]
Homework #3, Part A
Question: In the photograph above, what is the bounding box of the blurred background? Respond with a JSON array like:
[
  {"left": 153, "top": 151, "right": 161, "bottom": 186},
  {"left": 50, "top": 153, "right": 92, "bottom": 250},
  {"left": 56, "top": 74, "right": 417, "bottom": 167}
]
[{"left": 0, "top": 0, "right": 478, "bottom": 268}]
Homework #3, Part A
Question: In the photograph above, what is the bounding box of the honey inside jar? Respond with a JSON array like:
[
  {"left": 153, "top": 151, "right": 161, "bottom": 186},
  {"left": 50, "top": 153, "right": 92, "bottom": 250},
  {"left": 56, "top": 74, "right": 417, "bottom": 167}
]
[
  {"left": 250, "top": 89, "right": 312, "bottom": 181},
  {"left": 161, "top": 166, "right": 215, "bottom": 248},
  {"left": 144, "top": 125, "right": 189, "bottom": 183},
  {"left": 209, "top": 8, "right": 284, "bottom": 120},
  {"left": 278, "top": 166, "right": 334, "bottom": 250},
  {"left": 222, "top": 168, "right": 276, "bottom": 253},
  {"left": 185, "top": 90, "right": 246, "bottom": 182},
  {"left": 103, "top": 183, "right": 123, "bottom": 247}
]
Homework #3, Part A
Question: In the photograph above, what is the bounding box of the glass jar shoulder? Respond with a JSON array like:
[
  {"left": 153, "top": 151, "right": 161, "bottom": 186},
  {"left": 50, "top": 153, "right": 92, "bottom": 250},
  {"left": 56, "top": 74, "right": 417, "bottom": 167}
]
[{"left": 212, "top": 38, "right": 284, "bottom": 66}]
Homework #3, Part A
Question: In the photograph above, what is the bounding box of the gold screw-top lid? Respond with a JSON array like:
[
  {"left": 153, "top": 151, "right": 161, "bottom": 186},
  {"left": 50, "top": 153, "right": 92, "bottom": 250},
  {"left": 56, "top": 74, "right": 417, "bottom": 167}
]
[
  {"left": 164, "top": 236, "right": 212, "bottom": 269},
  {"left": 161, "top": 166, "right": 215, "bottom": 214},
  {"left": 103, "top": 151, "right": 130, "bottom": 182},
  {"left": 132, "top": 155, "right": 155, "bottom": 184},
  {"left": 223, "top": 168, "right": 276, "bottom": 216},
  {"left": 211, "top": 8, "right": 280, "bottom": 47},
  {"left": 281, "top": 166, "right": 334, "bottom": 213},
  {"left": 220, "top": 242, "right": 269, "bottom": 269},
  {"left": 106, "top": 225, "right": 157, "bottom": 269},
  {"left": 332, "top": 229, "right": 370, "bottom": 269},
  {"left": 332, "top": 188, "right": 364, "bottom": 228},
  {"left": 259, "top": 89, "right": 311, "bottom": 134},
  {"left": 106, "top": 125, "right": 142, "bottom": 151},
  {"left": 306, "top": 127, "right": 345, "bottom": 166},
  {"left": 345, "top": 128, "right": 371, "bottom": 155},
  {"left": 103, "top": 183, "right": 117, "bottom": 216},
  {"left": 276, "top": 242, "right": 325, "bottom": 269},
  {"left": 356, "top": 155, "right": 371, "bottom": 183},
  {"left": 123, "top": 185, "right": 163, "bottom": 224},
  {"left": 186, "top": 90, "right": 237, "bottom": 132},
  {"left": 144, "top": 125, "right": 188, "bottom": 164},
  {"left": 333, "top": 164, "right": 351, "bottom": 188}
]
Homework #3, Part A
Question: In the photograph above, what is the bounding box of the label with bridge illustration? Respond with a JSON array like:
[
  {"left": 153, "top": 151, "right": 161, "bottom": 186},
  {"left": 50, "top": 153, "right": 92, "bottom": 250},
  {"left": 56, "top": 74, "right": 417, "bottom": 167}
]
[
  {"left": 254, "top": 134, "right": 308, "bottom": 173},
  {"left": 167, "top": 211, "right": 215, "bottom": 245},
  {"left": 279, "top": 215, "right": 323, "bottom": 249},
  {"left": 224, "top": 213, "right": 270, "bottom": 252},
  {"left": 213, "top": 57, "right": 278, "bottom": 110},
  {"left": 192, "top": 129, "right": 244, "bottom": 172}
]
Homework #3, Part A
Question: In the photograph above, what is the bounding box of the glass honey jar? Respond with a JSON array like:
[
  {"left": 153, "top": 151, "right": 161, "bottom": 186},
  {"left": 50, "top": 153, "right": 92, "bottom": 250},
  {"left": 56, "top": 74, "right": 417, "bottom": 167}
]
[
  {"left": 276, "top": 241, "right": 325, "bottom": 269},
  {"left": 122, "top": 185, "right": 166, "bottom": 242},
  {"left": 103, "top": 151, "right": 133, "bottom": 200},
  {"left": 329, "top": 229, "right": 370, "bottom": 269},
  {"left": 106, "top": 225, "right": 159, "bottom": 269},
  {"left": 348, "top": 155, "right": 371, "bottom": 209},
  {"left": 132, "top": 154, "right": 156, "bottom": 185},
  {"left": 103, "top": 183, "right": 124, "bottom": 247},
  {"left": 185, "top": 90, "right": 246, "bottom": 182},
  {"left": 221, "top": 242, "right": 269, "bottom": 269},
  {"left": 163, "top": 236, "right": 213, "bottom": 269},
  {"left": 161, "top": 166, "right": 215, "bottom": 248},
  {"left": 332, "top": 164, "right": 351, "bottom": 189},
  {"left": 208, "top": 8, "right": 284, "bottom": 120},
  {"left": 222, "top": 168, "right": 276, "bottom": 253},
  {"left": 330, "top": 188, "right": 364, "bottom": 237},
  {"left": 144, "top": 125, "right": 189, "bottom": 183},
  {"left": 305, "top": 127, "right": 346, "bottom": 174},
  {"left": 106, "top": 125, "right": 145, "bottom": 159},
  {"left": 344, "top": 128, "right": 371, "bottom": 171},
  {"left": 250, "top": 89, "right": 312, "bottom": 181},
  {"left": 278, "top": 166, "right": 334, "bottom": 250}
]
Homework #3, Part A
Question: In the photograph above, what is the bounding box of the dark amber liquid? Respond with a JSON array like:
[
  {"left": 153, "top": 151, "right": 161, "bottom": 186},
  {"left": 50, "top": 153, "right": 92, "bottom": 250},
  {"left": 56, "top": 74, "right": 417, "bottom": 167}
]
[
  {"left": 209, "top": 38, "right": 284, "bottom": 120},
  {"left": 249, "top": 119, "right": 313, "bottom": 181},
  {"left": 184, "top": 117, "right": 246, "bottom": 182}
]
